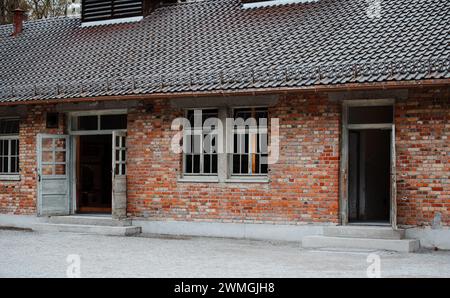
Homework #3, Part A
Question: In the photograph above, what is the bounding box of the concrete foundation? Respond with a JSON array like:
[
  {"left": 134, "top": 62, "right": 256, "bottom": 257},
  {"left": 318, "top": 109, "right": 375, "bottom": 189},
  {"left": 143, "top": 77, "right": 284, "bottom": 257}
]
[
  {"left": 133, "top": 219, "right": 324, "bottom": 242},
  {"left": 1, "top": 215, "right": 449, "bottom": 250}
]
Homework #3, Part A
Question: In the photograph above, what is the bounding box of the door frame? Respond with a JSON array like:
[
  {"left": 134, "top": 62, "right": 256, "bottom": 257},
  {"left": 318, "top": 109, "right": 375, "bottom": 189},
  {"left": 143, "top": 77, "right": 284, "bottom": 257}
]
[
  {"left": 339, "top": 99, "right": 397, "bottom": 228},
  {"left": 67, "top": 110, "right": 127, "bottom": 215}
]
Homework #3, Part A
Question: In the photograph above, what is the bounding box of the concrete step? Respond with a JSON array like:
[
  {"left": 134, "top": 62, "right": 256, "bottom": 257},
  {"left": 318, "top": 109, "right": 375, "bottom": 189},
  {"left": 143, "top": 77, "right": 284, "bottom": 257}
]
[
  {"left": 33, "top": 223, "right": 141, "bottom": 236},
  {"left": 323, "top": 226, "right": 405, "bottom": 240},
  {"left": 47, "top": 216, "right": 132, "bottom": 227},
  {"left": 302, "top": 236, "right": 420, "bottom": 253}
]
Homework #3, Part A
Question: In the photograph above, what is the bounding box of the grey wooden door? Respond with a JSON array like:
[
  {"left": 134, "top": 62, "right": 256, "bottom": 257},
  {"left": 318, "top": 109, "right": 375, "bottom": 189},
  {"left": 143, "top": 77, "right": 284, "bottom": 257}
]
[
  {"left": 112, "top": 131, "right": 127, "bottom": 219},
  {"left": 390, "top": 127, "right": 397, "bottom": 229},
  {"left": 37, "top": 134, "right": 70, "bottom": 216}
]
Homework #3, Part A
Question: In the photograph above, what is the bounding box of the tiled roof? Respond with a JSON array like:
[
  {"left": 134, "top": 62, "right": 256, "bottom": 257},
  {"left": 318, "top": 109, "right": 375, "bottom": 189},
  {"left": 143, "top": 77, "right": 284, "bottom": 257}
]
[{"left": 0, "top": 0, "right": 449, "bottom": 103}]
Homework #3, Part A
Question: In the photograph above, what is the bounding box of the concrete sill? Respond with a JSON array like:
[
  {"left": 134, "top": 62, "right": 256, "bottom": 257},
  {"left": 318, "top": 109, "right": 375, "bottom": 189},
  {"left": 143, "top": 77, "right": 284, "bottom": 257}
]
[
  {"left": 0, "top": 175, "right": 20, "bottom": 181},
  {"left": 225, "top": 177, "right": 269, "bottom": 184},
  {"left": 178, "top": 176, "right": 219, "bottom": 183}
]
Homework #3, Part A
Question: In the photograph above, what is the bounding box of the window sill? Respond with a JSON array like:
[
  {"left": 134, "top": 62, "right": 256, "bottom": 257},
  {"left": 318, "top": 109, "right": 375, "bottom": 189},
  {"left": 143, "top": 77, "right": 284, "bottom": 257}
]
[
  {"left": 225, "top": 177, "right": 269, "bottom": 184},
  {"left": 178, "top": 176, "right": 219, "bottom": 183},
  {"left": 0, "top": 174, "right": 20, "bottom": 181}
]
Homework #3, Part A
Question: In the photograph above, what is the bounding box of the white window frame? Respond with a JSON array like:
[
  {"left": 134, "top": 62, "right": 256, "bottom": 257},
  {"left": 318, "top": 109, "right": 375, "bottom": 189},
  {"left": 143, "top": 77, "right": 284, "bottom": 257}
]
[
  {"left": 182, "top": 109, "right": 219, "bottom": 177},
  {"left": 0, "top": 118, "right": 20, "bottom": 180},
  {"left": 230, "top": 107, "right": 269, "bottom": 177},
  {"left": 178, "top": 106, "right": 270, "bottom": 184},
  {"left": 67, "top": 109, "right": 128, "bottom": 135}
]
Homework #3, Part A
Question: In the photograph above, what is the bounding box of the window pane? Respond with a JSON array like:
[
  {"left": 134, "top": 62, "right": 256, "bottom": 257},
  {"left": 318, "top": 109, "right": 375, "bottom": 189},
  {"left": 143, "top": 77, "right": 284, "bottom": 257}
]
[
  {"left": 261, "top": 155, "right": 268, "bottom": 174},
  {"left": 55, "top": 151, "right": 66, "bottom": 163},
  {"left": 233, "top": 155, "right": 240, "bottom": 174},
  {"left": 11, "top": 140, "right": 18, "bottom": 155},
  {"left": 348, "top": 106, "right": 393, "bottom": 124},
  {"left": 185, "top": 154, "right": 193, "bottom": 174},
  {"left": 11, "top": 157, "right": 18, "bottom": 173},
  {"left": 42, "top": 138, "right": 53, "bottom": 150},
  {"left": 234, "top": 109, "right": 252, "bottom": 120},
  {"left": 212, "top": 155, "right": 218, "bottom": 174},
  {"left": 55, "top": 139, "right": 66, "bottom": 150},
  {"left": 240, "top": 155, "right": 249, "bottom": 174},
  {"left": 42, "top": 164, "right": 53, "bottom": 175},
  {"left": 0, "top": 156, "right": 7, "bottom": 173},
  {"left": 0, "top": 140, "right": 8, "bottom": 155},
  {"left": 0, "top": 119, "right": 19, "bottom": 135},
  {"left": 255, "top": 154, "right": 260, "bottom": 174},
  {"left": 193, "top": 155, "right": 201, "bottom": 173},
  {"left": 42, "top": 151, "right": 53, "bottom": 163},
  {"left": 204, "top": 154, "right": 211, "bottom": 174},
  {"left": 77, "top": 116, "right": 98, "bottom": 130},
  {"left": 55, "top": 164, "right": 65, "bottom": 175},
  {"left": 100, "top": 114, "right": 127, "bottom": 130},
  {"left": 187, "top": 109, "right": 218, "bottom": 128}
]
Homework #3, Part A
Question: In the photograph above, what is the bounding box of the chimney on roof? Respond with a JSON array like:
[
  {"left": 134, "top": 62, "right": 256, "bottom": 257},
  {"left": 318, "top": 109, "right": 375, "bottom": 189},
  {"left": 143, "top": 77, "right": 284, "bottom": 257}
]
[{"left": 12, "top": 8, "right": 25, "bottom": 37}]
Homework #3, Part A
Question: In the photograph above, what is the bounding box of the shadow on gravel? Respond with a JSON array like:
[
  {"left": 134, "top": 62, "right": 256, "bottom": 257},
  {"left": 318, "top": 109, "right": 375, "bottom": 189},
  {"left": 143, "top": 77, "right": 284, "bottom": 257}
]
[{"left": 0, "top": 226, "right": 33, "bottom": 232}]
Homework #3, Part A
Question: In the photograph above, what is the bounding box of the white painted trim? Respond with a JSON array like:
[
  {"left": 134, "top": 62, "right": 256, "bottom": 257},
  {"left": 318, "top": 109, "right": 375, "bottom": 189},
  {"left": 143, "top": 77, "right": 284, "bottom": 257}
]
[
  {"left": 81, "top": 16, "right": 143, "bottom": 28},
  {"left": 0, "top": 174, "right": 20, "bottom": 181},
  {"left": 242, "top": 0, "right": 316, "bottom": 9}
]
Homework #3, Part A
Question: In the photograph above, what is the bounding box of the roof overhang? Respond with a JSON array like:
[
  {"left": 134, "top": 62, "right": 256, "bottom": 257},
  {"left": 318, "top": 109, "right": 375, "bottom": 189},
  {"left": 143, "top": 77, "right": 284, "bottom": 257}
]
[{"left": 0, "top": 79, "right": 448, "bottom": 107}]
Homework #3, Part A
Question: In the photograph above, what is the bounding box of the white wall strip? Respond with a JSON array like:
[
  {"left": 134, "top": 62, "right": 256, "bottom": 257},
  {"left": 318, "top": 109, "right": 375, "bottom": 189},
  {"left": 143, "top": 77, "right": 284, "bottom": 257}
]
[
  {"left": 242, "top": 0, "right": 317, "bottom": 9},
  {"left": 81, "top": 16, "right": 143, "bottom": 28}
]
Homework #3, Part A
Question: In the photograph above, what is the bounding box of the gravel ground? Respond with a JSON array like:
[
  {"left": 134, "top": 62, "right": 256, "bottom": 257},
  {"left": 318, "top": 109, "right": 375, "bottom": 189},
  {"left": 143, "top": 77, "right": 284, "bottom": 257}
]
[{"left": 0, "top": 229, "right": 449, "bottom": 278}]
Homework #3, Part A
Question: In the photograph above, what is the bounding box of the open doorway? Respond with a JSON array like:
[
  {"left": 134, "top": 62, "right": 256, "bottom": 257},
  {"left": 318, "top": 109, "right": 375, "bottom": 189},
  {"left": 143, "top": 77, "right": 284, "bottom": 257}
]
[
  {"left": 76, "top": 135, "right": 112, "bottom": 214},
  {"left": 348, "top": 129, "right": 391, "bottom": 223},
  {"left": 340, "top": 101, "right": 396, "bottom": 227}
]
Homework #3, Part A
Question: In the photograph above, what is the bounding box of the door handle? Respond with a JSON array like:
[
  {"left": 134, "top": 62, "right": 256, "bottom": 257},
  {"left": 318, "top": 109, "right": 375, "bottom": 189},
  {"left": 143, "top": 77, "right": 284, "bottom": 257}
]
[{"left": 38, "top": 173, "right": 41, "bottom": 182}]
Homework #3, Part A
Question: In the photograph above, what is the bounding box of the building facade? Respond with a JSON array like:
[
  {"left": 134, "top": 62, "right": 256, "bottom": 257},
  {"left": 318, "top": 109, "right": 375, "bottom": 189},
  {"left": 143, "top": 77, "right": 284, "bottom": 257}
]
[{"left": 0, "top": 0, "right": 449, "bottom": 248}]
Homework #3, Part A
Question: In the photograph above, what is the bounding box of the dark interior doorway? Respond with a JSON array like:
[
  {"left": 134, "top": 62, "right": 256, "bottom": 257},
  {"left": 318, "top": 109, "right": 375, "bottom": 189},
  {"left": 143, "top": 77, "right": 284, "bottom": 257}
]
[
  {"left": 348, "top": 129, "right": 391, "bottom": 223},
  {"left": 77, "top": 135, "right": 112, "bottom": 214}
]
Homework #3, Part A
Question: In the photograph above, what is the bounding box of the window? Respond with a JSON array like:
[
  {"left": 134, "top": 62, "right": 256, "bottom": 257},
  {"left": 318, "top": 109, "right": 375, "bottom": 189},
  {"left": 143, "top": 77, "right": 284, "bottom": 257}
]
[
  {"left": 232, "top": 108, "right": 268, "bottom": 176},
  {"left": 0, "top": 119, "right": 20, "bottom": 176},
  {"left": 46, "top": 112, "right": 59, "bottom": 129},
  {"left": 71, "top": 114, "right": 127, "bottom": 132},
  {"left": 184, "top": 109, "right": 219, "bottom": 175},
  {"left": 348, "top": 106, "right": 393, "bottom": 124}
]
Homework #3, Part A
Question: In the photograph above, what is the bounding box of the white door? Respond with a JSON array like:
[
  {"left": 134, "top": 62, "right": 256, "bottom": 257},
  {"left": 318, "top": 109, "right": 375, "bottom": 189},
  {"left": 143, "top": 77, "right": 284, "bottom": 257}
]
[
  {"left": 112, "top": 131, "right": 127, "bottom": 219},
  {"left": 37, "top": 134, "right": 70, "bottom": 216}
]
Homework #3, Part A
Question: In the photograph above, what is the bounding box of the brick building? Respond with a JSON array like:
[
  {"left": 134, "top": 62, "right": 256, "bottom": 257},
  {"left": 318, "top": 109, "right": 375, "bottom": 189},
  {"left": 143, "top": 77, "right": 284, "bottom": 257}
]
[{"left": 0, "top": 0, "right": 449, "bottom": 250}]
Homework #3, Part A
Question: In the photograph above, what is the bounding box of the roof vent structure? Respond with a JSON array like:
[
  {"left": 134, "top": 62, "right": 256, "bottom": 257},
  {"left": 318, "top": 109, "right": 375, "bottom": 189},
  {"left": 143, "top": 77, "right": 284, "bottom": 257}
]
[{"left": 81, "top": 0, "right": 158, "bottom": 27}]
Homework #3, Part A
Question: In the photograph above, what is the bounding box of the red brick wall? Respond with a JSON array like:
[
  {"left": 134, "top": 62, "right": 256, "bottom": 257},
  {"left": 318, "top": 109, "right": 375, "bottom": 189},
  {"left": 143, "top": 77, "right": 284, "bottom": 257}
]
[
  {"left": 396, "top": 87, "right": 450, "bottom": 227},
  {"left": 0, "top": 105, "right": 65, "bottom": 215},
  {"left": 126, "top": 94, "right": 341, "bottom": 224},
  {"left": 1, "top": 88, "right": 448, "bottom": 228}
]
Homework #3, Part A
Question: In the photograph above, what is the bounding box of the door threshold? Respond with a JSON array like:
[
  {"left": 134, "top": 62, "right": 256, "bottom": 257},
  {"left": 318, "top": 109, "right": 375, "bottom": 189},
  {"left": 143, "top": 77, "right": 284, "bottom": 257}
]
[
  {"left": 73, "top": 213, "right": 112, "bottom": 218},
  {"left": 348, "top": 222, "right": 391, "bottom": 227}
]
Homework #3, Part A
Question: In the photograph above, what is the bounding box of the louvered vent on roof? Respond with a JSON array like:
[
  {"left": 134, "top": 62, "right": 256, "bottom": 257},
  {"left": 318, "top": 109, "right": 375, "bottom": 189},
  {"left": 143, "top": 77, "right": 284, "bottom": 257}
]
[{"left": 81, "top": 0, "right": 144, "bottom": 23}]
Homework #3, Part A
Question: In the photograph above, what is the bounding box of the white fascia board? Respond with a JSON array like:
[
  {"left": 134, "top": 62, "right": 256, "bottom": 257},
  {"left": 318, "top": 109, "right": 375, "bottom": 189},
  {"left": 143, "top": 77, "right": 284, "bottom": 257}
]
[
  {"left": 81, "top": 16, "right": 143, "bottom": 28},
  {"left": 242, "top": 0, "right": 318, "bottom": 9}
]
